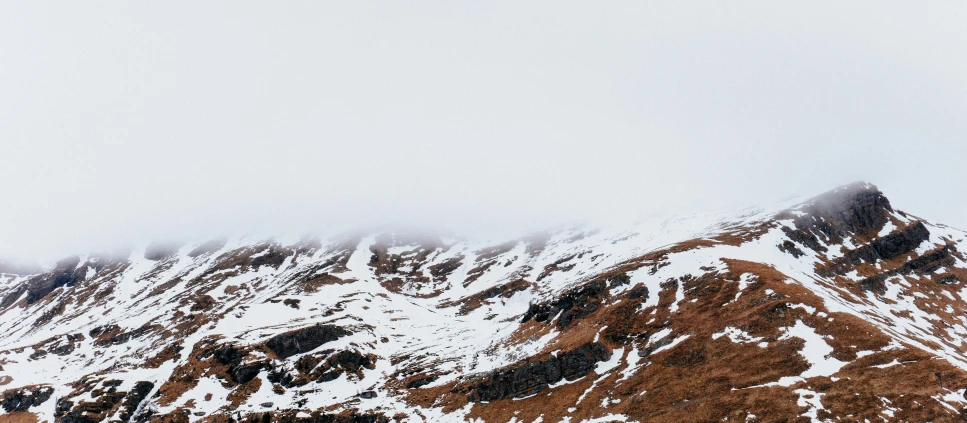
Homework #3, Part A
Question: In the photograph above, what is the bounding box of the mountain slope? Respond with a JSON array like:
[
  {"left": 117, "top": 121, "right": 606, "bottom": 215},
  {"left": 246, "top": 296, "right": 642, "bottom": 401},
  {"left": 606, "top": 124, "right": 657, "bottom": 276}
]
[{"left": 3, "top": 182, "right": 967, "bottom": 423}]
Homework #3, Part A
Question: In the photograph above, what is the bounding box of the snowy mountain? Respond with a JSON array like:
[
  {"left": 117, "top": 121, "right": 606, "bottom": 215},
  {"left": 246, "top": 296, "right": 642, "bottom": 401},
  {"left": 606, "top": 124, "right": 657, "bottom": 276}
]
[{"left": 3, "top": 182, "right": 967, "bottom": 423}]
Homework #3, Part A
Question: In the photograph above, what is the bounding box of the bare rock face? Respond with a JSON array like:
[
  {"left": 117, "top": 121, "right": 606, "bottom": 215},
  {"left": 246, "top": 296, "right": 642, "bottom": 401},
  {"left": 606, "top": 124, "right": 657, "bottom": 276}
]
[
  {"left": 0, "top": 385, "right": 54, "bottom": 413},
  {"left": 780, "top": 182, "right": 894, "bottom": 252},
  {"left": 264, "top": 324, "right": 351, "bottom": 359},
  {"left": 467, "top": 343, "right": 610, "bottom": 402},
  {"left": 237, "top": 412, "right": 390, "bottom": 423},
  {"left": 521, "top": 280, "right": 607, "bottom": 327},
  {"left": 116, "top": 381, "right": 154, "bottom": 422},
  {"left": 11, "top": 256, "right": 85, "bottom": 305}
]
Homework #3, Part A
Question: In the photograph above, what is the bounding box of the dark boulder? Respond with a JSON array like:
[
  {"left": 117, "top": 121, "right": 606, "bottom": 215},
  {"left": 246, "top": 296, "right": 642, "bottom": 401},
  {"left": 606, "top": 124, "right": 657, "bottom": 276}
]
[
  {"left": 214, "top": 344, "right": 244, "bottom": 365},
  {"left": 231, "top": 362, "right": 264, "bottom": 384},
  {"left": 627, "top": 285, "right": 649, "bottom": 300},
  {"left": 608, "top": 273, "right": 631, "bottom": 288},
  {"left": 265, "top": 325, "right": 351, "bottom": 359}
]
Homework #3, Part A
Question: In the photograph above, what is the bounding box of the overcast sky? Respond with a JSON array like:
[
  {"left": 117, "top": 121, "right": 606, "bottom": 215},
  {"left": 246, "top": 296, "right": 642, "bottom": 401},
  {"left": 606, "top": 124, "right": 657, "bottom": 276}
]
[{"left": 1, "top": 1, "right": 965, "bottom": 261}]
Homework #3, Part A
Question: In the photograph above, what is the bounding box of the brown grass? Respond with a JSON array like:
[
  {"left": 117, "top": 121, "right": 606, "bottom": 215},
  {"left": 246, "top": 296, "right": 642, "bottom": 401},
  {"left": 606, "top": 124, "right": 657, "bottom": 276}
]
[{"left": 0, "top": 412, "right": 40, "bottom": 423}]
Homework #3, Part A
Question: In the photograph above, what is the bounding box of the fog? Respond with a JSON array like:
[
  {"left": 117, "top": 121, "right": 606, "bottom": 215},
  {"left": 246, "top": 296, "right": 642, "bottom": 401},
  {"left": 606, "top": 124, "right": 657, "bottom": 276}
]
[{"left": 1, "top": 1, "right": 965, "bottom": 262}]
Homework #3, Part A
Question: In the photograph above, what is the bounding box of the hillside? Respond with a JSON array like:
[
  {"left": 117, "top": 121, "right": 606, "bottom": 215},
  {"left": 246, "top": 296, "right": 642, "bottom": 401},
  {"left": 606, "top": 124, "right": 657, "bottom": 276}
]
[{"left": 3, "top": 182, "right": 967, "bottom": 423}]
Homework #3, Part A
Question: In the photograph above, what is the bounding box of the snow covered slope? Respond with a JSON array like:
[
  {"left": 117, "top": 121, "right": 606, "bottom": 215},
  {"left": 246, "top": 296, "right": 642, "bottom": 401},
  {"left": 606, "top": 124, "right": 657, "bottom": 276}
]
[{"left": 3, "top": 182, "right": 967, "bottom": 423}]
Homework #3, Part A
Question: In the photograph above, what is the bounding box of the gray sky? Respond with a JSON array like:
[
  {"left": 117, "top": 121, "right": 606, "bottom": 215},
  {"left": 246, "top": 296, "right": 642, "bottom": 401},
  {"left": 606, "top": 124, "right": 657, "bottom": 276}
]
[{"left": 1, "top": 1, "right": 965, "bottom": 261}]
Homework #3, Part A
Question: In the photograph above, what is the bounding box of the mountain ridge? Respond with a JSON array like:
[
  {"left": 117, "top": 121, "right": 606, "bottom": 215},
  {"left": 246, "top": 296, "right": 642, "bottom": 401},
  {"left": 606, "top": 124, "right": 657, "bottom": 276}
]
[{"left": 3, "top": 182, "right": 967, "bottom": 422}]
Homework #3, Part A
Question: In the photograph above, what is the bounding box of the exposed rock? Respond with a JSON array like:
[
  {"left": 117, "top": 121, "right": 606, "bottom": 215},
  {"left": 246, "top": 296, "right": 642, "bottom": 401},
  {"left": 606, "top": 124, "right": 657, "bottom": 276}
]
[
  {"left": 213, "top": 344, "right": 244, "bottom": 365},
  {"left": 55, "top": 379, "right": 127, "bottom": 423},
  {"left": 251, "top": 246, "right": 293, "bottom": 270},
  {"left": 780, "top": 183, "right": 893, "bottom": 252},
  {"left": 778, "top": 240, "right": 805, "bottom": 258},
  {"left": 638, "top": 337, "right": 673, "bottom": 357},
  {"left": 1, "top": 385, "right": 54, "bottom": 412},
  {"left": 938, "top": 275, "right": 960, "bottom": 285},
  {"left": 627, "top": 285, "right": 649, "bottom": 300},
  {"left": 230, "top": 362, "right": 264, "bottom": 384},
  {"left": 467, "top": 343, "right": 609, "bottom": 402},
  {"left": 264, "top": 325, "right": 352, "bottom": 359},
  {"left": 428, "top": 257, "right": 463, "bottom": 280},
  {"left": 190, "top": 295, "right": 216, "bottom": 312},
  {"left": 405, "top": 375, "right": 437, "bottom": 389},
  {"left": 21, "top": 256, "right": 85, "bottom": 305},
  {"left": 89, "top": 324, "right": 120, "bottom": 339},
  {"left": 521, "top": 281, "right": 607, "bottom": 327},
  {"left": 455, "top": 279, "right": 532, "bottom": 314},
  {"left": 608, "top": 273, "right": 631, "bottom": 288},
  {"left": 51, "top": 342, "right": 75, "bottom": 356},
  {"left": 856, "top": 243, "right": 957, "bottom": 295},
  {"left": 235, "top": 411, "right": 390, "bottom": 423},
  {"left": 92, "top": 324, "right": 155, "bottom": 347},
  {"left": 117, "top": 381, "right": 154, "bottom": 422}
]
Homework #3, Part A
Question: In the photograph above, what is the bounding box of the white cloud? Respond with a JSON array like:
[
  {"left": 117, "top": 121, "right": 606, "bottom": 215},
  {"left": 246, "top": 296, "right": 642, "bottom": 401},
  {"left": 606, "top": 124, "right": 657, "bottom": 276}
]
[{"left": 0, "top": 1, "right": 965, "bottom": 260}]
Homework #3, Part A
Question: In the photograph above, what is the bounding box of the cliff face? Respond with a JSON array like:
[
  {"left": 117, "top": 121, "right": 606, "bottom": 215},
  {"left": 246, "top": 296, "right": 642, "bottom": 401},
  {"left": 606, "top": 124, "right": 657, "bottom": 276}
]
[{"left": 3, "top": 183, "right": 967, "bottom": 423}]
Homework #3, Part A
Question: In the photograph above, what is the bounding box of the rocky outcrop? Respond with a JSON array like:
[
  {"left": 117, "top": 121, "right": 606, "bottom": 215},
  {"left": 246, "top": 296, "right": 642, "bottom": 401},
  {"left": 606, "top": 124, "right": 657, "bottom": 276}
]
[
  {"left": 236, "top": 411, "right": 390, "bottom": 423},
  {"left": 17, "top": 256, "right": 85, "bottom": 305},
  {"left": 251, "top": 246, "right": 293, "bottom": 270},
  {"left": 521, "top": 281, "right": 607, "bottom": 327},
  {"left": 206, "top": 344, "right": 267, "bottom": 384},
  {"left": 405, "top": 375, "right": 437, "bottom": 389},
  {"left": 857, "top": 243, "right": 958, "bottom": 294},
  {"left": 55, "top": 379, "right": 128, "bottom": 423},
  {"left": 117, "top": 381, "right": 154, "bottom": 422},
  {"left": 269, "top": 349, "right": 376, "bottom": 387},
  {"left": 780, "top": 183, "right": 893, "bottom": 252},
  {"left": 91, "top": 324, "right": 156, "bottom": 347},
  {"left": 0, "top": 385, "right": 54, "bottom": 412},
  {"left": 824, "top": 221, "right": 931, "bottom": 276},
  {"left": 231, "top": 362, "right": 264, "bottom": 384},
  {"left": 265, "top": 325, "right": 351, "bottom": 359},
  {"left": 454, "top": 279, "right": 532, "bottom": 315},
  {"left": 467, "top": 343, "right": 610, "bottom": 402}
]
